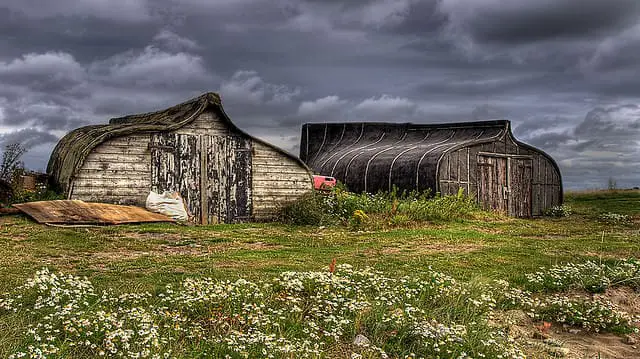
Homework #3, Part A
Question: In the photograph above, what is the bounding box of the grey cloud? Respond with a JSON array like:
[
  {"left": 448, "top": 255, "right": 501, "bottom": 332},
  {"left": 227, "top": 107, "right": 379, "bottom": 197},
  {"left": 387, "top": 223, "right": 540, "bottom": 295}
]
[
  {"left": 0, "top": 128, "right": 58, "bottom": 150},
  {"left": 1, "top": 0, "right": 151, "bottom": 22},
  {"left": 297, "top": 96, "right": 348, "bottom": 117},
  {"left": 0, "top": 51, "right": 86, "bottom": 93},
  {"left": 0, "top": 10, "right": 159, "bottom": 63},
  {"left": 219, "top": 70, "right": 300, "bottom": 106},
  {"left": 153, "top": 29, "right": 201, "bottom": 51},
  {"left": 89, "top": 46, "right": 213, "bottom": 89},
  {"left": 438, "top": 0, "right": 640, "bottom": 45},
  {"left": 0, "top": 0, "right": 637, "bottom": 190},
  {"left": 520, "top": 104, "right": 640, "bottom": 189},
  {"left": 471, "top": 104, "right": 505, "bottom": 121}
]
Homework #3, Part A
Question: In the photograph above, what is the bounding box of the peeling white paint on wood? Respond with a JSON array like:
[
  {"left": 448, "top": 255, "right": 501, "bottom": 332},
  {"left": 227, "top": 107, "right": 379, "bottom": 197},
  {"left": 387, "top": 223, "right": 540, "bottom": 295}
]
[{"left": 70, "top": 110, "right": 313, "bottom": 223}]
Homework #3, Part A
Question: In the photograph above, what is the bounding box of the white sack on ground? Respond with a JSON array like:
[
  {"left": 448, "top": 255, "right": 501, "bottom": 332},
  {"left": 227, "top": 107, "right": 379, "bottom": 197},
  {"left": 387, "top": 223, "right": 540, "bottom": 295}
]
[{"left": 145, "top": 191, "right": 189, "bottom": 221}]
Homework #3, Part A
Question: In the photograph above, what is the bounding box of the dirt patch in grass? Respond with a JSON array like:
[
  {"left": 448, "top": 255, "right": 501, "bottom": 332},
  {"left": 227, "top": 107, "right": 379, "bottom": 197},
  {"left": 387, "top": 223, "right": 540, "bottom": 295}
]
[
  {"left": 574, "top": 252, "right": 634, "bottom": 260},
  {"left": 375, "top": 243, "right": 483, "bottom": 256},
  {"left": 119, "top": 232, "right": 187, "bottom": 242},
  {"left": 553, "top": 332, "right": 640, "bottom": 359},
  {"left": 595, "top": 286, "right": 640, "bottom": 316},
  {"left": 88, "top": 241, "right": 285, "bottom": 261},
  {"left": 498, "top": 287, "right": 640, "bottom": 359}
]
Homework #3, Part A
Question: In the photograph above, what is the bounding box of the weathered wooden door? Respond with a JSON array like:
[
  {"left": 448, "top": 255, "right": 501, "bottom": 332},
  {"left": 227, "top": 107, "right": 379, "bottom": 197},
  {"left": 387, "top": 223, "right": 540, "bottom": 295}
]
[
  {"left": 508, "top": 158, "right": 532, "bottom": 217},
  {"left": 151, "top": 133, "right": 252, "bottom": 224},
  {"left": 477, "top": 154, "right": 533, "bottom": 217},
  {"left": 477, "top": 155, "right": 508, "bottom": 213},
  {"left": 205, "top": 136, "right": 252, "bottom": 224},
  {"left": 150, "top": 133, "right": 202, "bottom": 221}
]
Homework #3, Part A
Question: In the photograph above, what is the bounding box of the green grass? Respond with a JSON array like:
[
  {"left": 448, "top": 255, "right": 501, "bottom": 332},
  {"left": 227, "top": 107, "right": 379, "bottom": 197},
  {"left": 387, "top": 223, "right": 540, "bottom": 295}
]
[
  {"left": 565, "top": 189, "right": 640, "bottom": 215},
  {"left": 0, "top": 189, "right": 639, "bottom": 357},
  {"left": 0, "top": 190, "right": 637, "bottom": 293}
]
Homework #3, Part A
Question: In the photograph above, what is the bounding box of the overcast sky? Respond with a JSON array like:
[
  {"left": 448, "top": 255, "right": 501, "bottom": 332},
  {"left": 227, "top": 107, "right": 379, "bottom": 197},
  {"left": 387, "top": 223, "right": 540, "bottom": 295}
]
[{"left": 1, "top": 0, "right": 639, "bottom": 189}]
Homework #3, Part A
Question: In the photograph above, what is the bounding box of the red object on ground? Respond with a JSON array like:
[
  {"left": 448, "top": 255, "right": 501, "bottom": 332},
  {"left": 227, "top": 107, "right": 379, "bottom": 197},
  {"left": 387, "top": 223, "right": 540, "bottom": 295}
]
[{"left": 313, "top": 175, "right": 337, "bottom": 191}]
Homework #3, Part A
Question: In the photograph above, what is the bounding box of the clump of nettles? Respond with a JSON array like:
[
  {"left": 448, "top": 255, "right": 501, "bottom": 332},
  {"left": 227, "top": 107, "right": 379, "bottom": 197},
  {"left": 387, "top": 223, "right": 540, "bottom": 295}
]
[
  {"left": 543, "top": 205, "right": 573, "bottom": 217},
  {"left": 2, "top": 260, "right": 640, "bottom": 359}
]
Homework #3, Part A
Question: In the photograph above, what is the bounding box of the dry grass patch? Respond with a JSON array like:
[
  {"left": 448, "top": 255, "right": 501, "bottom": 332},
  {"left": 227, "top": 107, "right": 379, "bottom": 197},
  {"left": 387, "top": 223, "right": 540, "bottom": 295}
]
[{"left": 373, "top": 242, "right": 484, "bottom": 256}]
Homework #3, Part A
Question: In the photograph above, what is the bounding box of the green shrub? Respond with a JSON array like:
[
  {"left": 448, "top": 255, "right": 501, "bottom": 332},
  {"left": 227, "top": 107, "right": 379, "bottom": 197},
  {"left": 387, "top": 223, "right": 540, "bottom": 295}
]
[
  {"left": 278, "top": 192, "right": 337, "bottom": 225},
  {"left": 388, "top": 214, "right": 411, "bottom": 227}
]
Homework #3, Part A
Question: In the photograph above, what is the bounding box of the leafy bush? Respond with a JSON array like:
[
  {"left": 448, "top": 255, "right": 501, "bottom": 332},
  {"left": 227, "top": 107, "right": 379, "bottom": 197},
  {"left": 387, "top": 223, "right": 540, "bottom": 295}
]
[
  {"left": 543, "top": 205, "right": 573, "bottom": 217},
  {"left": 278, "top": 192, "right": 336, "bottom": 225}
]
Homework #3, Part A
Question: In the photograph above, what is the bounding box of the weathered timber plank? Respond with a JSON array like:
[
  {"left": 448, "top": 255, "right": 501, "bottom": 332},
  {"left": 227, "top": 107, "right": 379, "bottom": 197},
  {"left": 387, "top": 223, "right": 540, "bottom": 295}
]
[
  {"left": 228, "top": 137, "right": 252, "bottom": 221},
  {"left": 71, "top": 194, "right": 147, "bottom": 206},
  {"left": 85, "top": 153, "right": 150, "bottom": 163},
  {"left": 97, "top": 138, "right": 150, "bottom": 148},
  {"left": 253, "top": 167, "right": 310, "bottom": 177},
  {"left": 77, "top": 169, "right": 151, "bottom": 179},
  {"left": 73, "top": 178, "right": 151, "bottom": 188},
  {"left": 14, "top": 200, "right": 173, "bottom": 224},
  {"left": 177, "top": 134, "right": 201, "bottom": 222},
  {"left": 181, "top": 112, "right": 228, "bottom": 130},
  {"left": 252, "top": 195, "right": 308, "bottom": 202},
  {"left": 91, "top": 146, "right": 150, "bottom": 155},
  {"left": 252, "top": 181, "right": 312, "bottom": 189},
  {"left": 79, "top": 162, "right": 150, "bottom": 172},
  {"left": 207, "top": 135, "right": 227, "bottom": 223},
  {"left": 253, "top": 172, "right": 314, "bottom": 182},
  {"left": 253, "top": 190, "right": 312, "bottom": 199},
  {"left": 252, "top": 158, "right": 305, "bottom": 167},
  {"left": 71, "top": 188, "right": 149, "bottom": 198}
]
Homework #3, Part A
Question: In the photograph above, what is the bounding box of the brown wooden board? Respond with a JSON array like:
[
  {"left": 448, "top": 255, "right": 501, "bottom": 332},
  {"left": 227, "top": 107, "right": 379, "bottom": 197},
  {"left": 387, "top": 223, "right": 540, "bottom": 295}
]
[
  {"left": 13, "top": 200, "right": 175, "bottom": 225},
  {"left": 509, "top": 158, "right": 533, "bottom": 217},
  {"left": 477, "top": 155, "right": 508, "bottom": 213}
]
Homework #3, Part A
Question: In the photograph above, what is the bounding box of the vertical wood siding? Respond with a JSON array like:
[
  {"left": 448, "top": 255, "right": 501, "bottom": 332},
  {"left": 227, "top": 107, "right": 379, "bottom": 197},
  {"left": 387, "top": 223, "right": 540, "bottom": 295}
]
[
  {"left": 437, "top": 134, "right": 561, "bottom": 217},
  {"left": 251, "top": 141, "right": 313, "bottom": 220}
]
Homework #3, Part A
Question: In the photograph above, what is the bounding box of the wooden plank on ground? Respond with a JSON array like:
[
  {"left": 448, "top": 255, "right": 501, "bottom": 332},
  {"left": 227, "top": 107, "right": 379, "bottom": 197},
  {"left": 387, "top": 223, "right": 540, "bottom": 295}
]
[{"left": 13, "top": 200, "right": 174, "bottom": 225}]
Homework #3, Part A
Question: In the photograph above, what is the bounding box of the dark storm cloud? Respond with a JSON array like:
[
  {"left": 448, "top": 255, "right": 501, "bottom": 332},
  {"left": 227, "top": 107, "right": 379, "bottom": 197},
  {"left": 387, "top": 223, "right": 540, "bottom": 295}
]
[
  {"left": 0, "top": 0, "right": 637, "bottom": 188},
  {"left": 0, "top": 9, "right": 158, "bottom": 63},
  {"left": 438, "top": 0, "right": 640, "bottom": 44}
]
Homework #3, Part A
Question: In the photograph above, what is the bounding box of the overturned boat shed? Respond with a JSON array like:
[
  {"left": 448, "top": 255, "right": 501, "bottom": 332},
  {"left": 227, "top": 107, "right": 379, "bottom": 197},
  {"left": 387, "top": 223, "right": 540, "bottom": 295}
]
[
  {"left": 300, "top": 120, "right": 562, "bottom": 217},
  {"left": 48, "top": 92, "right": 313, "bottom": 224}
]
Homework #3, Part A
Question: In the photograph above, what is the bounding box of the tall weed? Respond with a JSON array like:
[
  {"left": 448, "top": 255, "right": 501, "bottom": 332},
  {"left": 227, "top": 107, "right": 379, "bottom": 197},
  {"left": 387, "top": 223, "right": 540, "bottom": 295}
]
[{"left": 280, "top": 185, "right": 478, "bottom": 228}]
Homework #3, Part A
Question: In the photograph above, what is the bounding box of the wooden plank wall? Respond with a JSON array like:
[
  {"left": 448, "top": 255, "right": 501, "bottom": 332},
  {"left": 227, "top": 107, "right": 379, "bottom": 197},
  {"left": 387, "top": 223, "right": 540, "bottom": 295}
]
[
  {"left": 252, "top": 142, "right": 313, "bottom": 220},
  {"left": 173, "top": 111, "right": 228, "bottom": 137},
  {"left": 437, "top": 135, "right": 561, "bottom": 216},
  {"left": 72, "top": 134, "right": 152, "bottom": 205},
  {"left": 72, "top": 110, "right": 313, "bottom": 221}
]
